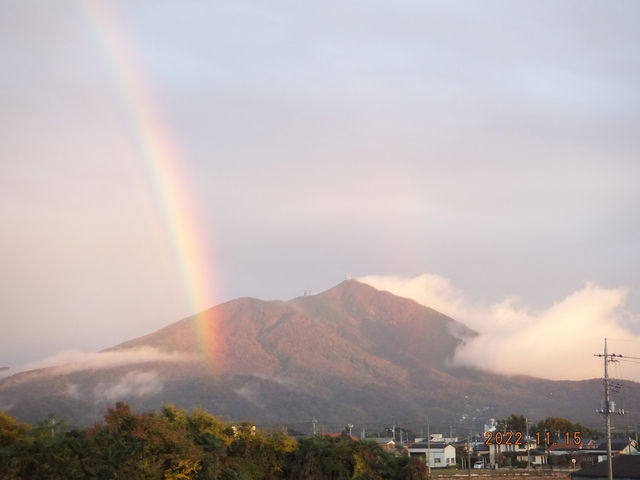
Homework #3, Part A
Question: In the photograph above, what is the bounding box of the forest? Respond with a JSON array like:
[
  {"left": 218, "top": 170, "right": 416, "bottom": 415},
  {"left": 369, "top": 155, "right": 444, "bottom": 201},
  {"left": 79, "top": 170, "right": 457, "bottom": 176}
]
[{"left": 0, "top": 403, "right": 427, "bottom": 480}]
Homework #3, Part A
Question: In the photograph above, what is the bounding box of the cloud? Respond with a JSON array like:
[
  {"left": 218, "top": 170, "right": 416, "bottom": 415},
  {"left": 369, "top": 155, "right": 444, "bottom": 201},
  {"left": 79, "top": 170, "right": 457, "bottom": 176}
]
[
  {"left": 359, "top": 274, "right": 639, "bottom": 381},
  {"left": 234, "top": 383, "right": 266, "bottom": 409},
  {"left": 67, "top": 383, "right": 81, "bottom": 400},
  {"left": 0, "top": 347, "right": 195, "bottom": 381},
  {"left": 0, "top": 400, "right": 15, "bottom": 412},
  {"left": 93, "top": 371, "right": 163, "bottom": 402},
  {"left": 358, "top": 274, "right": 472, "bottom": 322}
]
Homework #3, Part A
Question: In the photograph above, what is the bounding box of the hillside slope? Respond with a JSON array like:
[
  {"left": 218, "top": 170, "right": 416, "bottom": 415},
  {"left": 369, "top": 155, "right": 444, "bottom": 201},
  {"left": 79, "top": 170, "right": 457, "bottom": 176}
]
[{"left": 0, "top": 280, "right": 633, "bottom": 432}]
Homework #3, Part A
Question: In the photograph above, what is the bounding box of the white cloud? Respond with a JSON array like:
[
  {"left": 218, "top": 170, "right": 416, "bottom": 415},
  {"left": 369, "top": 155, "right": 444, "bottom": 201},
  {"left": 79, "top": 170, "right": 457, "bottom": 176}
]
[
  {"left": 0, "top": 347, "right": 195, "bottom": 381},
  {"left": 67, "top": 383, "right": 81, "bottom": 400},
  {"left": 359, "top": 274, "right": 639, "bottom": 381},
  {"left": 94, "top": 371, "right": 163, "bottom": 402},
  {"left": 234, "top": 383, "right": 266, "bottom": 409},
  {"left": 358, "top": 274, "right": 472, "bottom": 322}
]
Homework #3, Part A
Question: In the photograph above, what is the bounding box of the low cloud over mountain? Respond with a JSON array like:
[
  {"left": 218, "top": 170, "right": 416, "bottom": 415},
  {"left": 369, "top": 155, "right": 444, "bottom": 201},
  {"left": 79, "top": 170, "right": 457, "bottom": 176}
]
[
  {"left": 360, "top": 274, "right": 637, "bottom": 380},
  {"left": 0, "top": 347, "right": 195, "bottom": 381}
]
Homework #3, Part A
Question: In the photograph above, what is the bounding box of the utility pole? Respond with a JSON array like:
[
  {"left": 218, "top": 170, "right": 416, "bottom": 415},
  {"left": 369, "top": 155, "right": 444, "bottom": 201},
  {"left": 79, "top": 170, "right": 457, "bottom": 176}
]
[
  {"left": 604, "top": 338, "right": 613, "bottom": 480},
  {"left": 526, "top": 418, "right": 531, "bottom": 472},
  {"left": 467, "top": 433, "right": 471, "bottom": 480},
  {"left": 427, "top": 419, "right": 431, "bottom": 475},
  {"left": 594, "top": 338, "right": 626, "bottom": 480}
]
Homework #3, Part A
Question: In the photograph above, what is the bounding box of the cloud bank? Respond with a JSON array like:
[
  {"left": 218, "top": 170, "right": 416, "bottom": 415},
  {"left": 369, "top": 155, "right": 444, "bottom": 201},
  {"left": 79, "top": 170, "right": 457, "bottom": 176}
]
[
  {"left": 359, "top": 274, "right": 638, "bottom": 381},
  {"left": 0, "top": 347, "right": 194, "bottom": 381}
]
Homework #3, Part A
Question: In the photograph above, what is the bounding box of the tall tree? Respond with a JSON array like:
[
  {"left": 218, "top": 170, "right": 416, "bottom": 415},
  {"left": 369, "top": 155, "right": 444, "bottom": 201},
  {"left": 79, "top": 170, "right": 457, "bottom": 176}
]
[{"left": 0, "top": 409, "right": 29, "bottom": 447}]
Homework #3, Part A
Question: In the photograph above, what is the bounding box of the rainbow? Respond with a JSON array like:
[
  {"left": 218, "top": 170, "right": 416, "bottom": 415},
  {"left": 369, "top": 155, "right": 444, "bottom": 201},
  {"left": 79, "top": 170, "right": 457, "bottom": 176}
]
[{"left": 80, "top": 1, "right": 220, "bottom": 370}]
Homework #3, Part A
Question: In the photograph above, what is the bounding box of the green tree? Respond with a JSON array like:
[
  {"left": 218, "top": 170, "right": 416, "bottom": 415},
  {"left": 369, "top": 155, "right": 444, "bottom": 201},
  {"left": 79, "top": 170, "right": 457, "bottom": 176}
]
[
  {"left": 0, "top": 403, "right": 426, "bottom": 480},
  {"left": 533, "top": 417, "right": 600, "bottom": 443},
  {"left": 32, "top": 412, "right": 68, "bottom": 438},
  {"left": 226, "top": 425, "right": 297, "bottom": 480},
  {"left": 289, "top": 435, "right": 407, "bottom": 480},
  {"left": 0, "top": 409, "right": 30, "bottom": 447},
  {"left": 497, "top": 414, "right": 527, "bottom": 432}
]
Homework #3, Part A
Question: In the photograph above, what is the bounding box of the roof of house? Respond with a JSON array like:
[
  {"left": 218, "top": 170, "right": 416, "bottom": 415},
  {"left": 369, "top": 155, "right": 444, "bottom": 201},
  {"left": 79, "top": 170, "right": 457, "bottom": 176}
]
[
  {"left": 374, "top": 438, "right": 395, "bottom": 444},
  {"left": 550, "top": 440, "right": 593, "bottom": 451},
  {"left": 570, "top": 455, "right": 640, "bottom": 479},
  {"left": 528, "top": 449, "right": 547, "bottom": 455},
  {"left": 503, "top": 449, "right": 547, "bottom": 458},
  {"left": 321, "top": 433, "right": 359, "bottom": 441},
  {"left": 408, "top": 441, "right": 452, "bottom": 449},
  {"left": 596, "top": 440, "right": 637, "bottom": 451}
]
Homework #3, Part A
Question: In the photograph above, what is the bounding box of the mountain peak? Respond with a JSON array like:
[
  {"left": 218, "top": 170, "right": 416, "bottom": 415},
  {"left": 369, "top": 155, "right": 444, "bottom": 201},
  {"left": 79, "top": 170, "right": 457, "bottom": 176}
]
[{"left": 0, "top": 279, "right": 628, "bottom": 428}]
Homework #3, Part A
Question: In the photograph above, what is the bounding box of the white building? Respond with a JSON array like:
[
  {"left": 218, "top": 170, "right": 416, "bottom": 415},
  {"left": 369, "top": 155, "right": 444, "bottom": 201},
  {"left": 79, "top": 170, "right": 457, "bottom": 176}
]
[{"left": 408, "top": 441, "right": 456, "bottom": 468}]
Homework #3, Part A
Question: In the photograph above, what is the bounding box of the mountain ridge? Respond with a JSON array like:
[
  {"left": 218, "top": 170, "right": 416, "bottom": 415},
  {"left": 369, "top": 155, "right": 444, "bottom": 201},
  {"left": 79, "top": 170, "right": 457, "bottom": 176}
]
[{"left": 0, "top": 280, "right": 634, "bottom": 431}]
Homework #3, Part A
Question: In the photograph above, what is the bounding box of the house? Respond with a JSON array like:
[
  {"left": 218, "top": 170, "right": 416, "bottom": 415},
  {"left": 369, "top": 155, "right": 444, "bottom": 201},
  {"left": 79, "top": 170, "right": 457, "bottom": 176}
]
[
  {"left": 549, "top": 438, "right": 599, "bottom": 465},
  {"left": 570, "top": 455, "right": 640, "bottom": 480},
  {"left": 596, "top": 440, "right": 638, "bottom": 456},
  {"left": 373, "top": 438, "right": 396, "bottom": 451},
  {"left": 485, "top": 433, "right": 542, "bottom": 467},
  {"left": 547, "top": 439, "right": 637, "bottom": 467},
  {"left": 408, "top": 441, "right": 456, "bottom": 468},
  {"left": 321, "top": 433, "right": 359, "bottom": 441},
  {"left": 501, "top": 448, "right": 548, "bottom": 467},
  {"left": 550, "top": 439, "right": 597, "bottom": 454},
  {"left": 476, "top": 443, "right": 490, "bottom": 465}
]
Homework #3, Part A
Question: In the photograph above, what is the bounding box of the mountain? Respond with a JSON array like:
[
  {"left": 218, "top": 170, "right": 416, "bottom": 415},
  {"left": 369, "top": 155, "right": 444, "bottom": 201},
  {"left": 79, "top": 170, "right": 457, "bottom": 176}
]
[{"left": 0, "top": 280, "right": 632, "bottom": 433}]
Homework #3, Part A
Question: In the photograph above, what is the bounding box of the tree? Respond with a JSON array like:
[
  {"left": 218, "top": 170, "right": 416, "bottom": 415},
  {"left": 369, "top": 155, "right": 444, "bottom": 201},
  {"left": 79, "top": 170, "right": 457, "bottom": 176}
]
[
  {"left": 533, "top": 417, "right": 600, "bottom": 443},
  {"left": 0, "top": 409, "right": 29, "bottom": 447},
  {"left": 32, "top": 412, "right": 67, "bottom": 438},
  {"left": 0, "top": 404, "right": 426, "bottom": 479},
  {"left": 497, "top": 414, "right": 527, "bottom": 432}
]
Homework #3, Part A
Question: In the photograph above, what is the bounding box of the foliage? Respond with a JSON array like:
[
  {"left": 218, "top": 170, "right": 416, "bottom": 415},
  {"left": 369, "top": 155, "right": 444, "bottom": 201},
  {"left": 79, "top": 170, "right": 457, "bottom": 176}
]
[
  {"left": 0, "top": 405, "right": 427, "bottom": 480},
  {"left": 533, "top": 416, "right": 600, "bottom": 441},
  {"left": 497, "top": 413, "right": 601, "bottom": 441},
  {"left": 0, "top": 409, "right": 30, "bottom": 448},
  {"left": 497, "top": 414, "right": 527, "bottom": 432},
  {"left": 31, "top": 413, "right": 68, "bottom": 438},
  {"left": 289, "top": 435, "right": 422, "bottom": 480}
]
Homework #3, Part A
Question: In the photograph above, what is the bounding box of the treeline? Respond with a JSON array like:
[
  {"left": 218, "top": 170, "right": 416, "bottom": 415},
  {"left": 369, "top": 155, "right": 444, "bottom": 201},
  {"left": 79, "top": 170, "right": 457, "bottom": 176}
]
[
  {"left": 497, "top": 414, "right": 602, "bottom": 440},
  {"left": 0, "top": 403, "right": 426, "bottom": 480}
]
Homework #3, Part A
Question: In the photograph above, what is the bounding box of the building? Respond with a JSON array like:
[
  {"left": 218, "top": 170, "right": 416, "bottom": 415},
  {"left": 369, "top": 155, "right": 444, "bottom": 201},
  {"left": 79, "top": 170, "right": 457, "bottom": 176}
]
[
  {"left": 501, "top": 448, "right": 548, "bottom": 467},
  {"left": 570, "top": 455, "right": 640, "bottom": 480},
  {"left": 408, "top": 441, "right": 456, "bottom": 468},
  {"left": 373, "top": 438, "right": 396, "bottom": 451},
  {"left": 485, "top": 433, "right": 542, "bottom": 467}
]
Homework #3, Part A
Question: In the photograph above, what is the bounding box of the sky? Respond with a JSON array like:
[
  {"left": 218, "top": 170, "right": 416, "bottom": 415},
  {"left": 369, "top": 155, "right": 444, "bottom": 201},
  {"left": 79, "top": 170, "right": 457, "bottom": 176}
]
[{"left": 1, "top": 1, "right": 640, "bottom": 381}]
